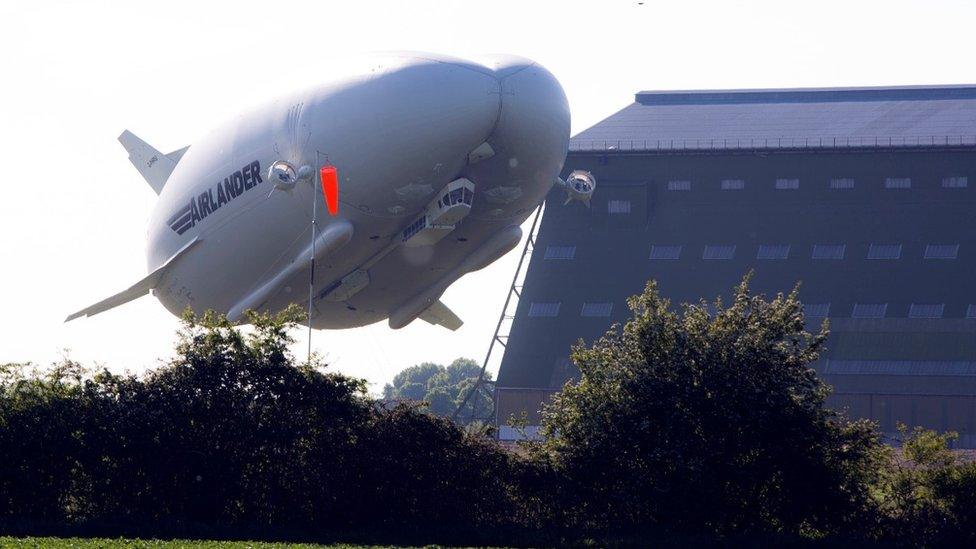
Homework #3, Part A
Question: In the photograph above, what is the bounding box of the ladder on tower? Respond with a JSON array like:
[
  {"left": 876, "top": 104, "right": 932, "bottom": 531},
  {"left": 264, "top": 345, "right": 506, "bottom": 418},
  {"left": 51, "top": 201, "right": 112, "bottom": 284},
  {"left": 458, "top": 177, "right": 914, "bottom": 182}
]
[{"left": 451, "top": 203, "right": 546, "bottom": 426}]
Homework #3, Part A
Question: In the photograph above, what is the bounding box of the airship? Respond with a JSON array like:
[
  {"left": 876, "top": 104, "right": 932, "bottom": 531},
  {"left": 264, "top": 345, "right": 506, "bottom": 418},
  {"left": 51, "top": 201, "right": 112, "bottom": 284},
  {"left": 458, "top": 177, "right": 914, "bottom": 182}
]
[{"left": 66, "top": 52, "right": 594, "bottom": 331}]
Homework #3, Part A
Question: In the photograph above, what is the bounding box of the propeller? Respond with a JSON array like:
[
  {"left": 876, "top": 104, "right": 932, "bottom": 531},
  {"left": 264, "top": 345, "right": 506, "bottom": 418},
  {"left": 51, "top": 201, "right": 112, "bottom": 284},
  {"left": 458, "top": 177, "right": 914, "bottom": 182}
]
[
  {"left": 267, "top": 102, "right": 314, "bottom": 195},
  {"left": 266, "top": 102, "right": 340, "bottom": 215},
  {"left": 555, "top": 170, "right": 596, "bottom": 207}
]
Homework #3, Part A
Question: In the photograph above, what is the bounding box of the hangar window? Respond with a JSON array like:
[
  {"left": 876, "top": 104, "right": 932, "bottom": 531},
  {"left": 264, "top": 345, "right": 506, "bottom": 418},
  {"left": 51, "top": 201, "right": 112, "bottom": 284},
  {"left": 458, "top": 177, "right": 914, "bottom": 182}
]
[
  {"left": 968, "top": 305, "right": 976, "bottom": 319},
  {"left": 703, "top": 245, "right": 736, "bottom": 260},
  {"left": 885, "top": 177, "right": 911, "bottom": 189},
  {"left": 607, "top": 200, "right": 631, "bottom": 214},
  {"left": 942, "top": 176, "right": 969, "bottom": 188},
  {"left": 668, "top": 180, "right": 692, "bottom": 191},
  {"left": 830, "top": 178, "right": 855, "bottom": 189},
  {"left": 544, "top": 245, "right": 576, "bottom": 260},
  {"left": 812, "top": 244, "right": 846, "bottom": 260},
  {"left": 775, "top": 178, "right": 799, "bottom": 190},
  {"left": 721, "top": 179, "right": 745, "bottom": 190},
  {"left": 852, "top": 303, "right": 887, "bottom": 319},
  {"left": 867, "top": 244, "right": 902, "bottom": 260},
  {"left": 757, "top": 244, "right": 790, "bottom": 260},
  {"left": 581, "top": 302, "right": 613, "bottom": 317},
  {"left": 909, "top": 303, "right": 945, "bottom": 319},
  {"left": 528, "top": 302, "right": 560, "bottom": 317},
  {"left": 649, "top": 245, "right": 682, "bottom": 260},
  {"left": 925, "top": 244, "right": 959, "bottom": 259},
  {"left": 805, "top": 303, "right": 830, "bottom": 318}
]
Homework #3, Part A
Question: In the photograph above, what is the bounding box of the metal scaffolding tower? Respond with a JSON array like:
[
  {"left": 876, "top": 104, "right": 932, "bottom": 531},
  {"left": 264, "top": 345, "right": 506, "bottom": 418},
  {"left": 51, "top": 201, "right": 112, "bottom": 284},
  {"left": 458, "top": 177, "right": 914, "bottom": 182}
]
[{"left": 452, "top": 203, "right": 545, "bottom": 426}]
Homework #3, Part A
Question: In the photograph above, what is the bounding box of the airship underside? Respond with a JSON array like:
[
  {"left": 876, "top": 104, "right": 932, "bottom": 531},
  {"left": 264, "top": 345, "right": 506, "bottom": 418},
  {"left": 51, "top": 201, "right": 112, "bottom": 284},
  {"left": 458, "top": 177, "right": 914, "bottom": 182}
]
[{"left": 67, "top": 53, "right": 573, "bottom": 331}]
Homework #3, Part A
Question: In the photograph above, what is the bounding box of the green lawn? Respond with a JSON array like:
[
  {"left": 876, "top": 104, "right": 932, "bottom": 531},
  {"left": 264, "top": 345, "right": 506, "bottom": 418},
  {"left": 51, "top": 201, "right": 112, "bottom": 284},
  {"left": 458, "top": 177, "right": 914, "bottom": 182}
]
[{"left": 0, "top": 538, "right": 398, "bottom": 549}]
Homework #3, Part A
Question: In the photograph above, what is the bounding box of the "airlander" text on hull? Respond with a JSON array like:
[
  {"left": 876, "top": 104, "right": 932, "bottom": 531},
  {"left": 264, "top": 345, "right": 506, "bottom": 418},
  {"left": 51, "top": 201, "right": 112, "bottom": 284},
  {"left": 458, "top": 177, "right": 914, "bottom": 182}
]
[{"left": 168, "top": 160, "right": 264, "bottom": 235}]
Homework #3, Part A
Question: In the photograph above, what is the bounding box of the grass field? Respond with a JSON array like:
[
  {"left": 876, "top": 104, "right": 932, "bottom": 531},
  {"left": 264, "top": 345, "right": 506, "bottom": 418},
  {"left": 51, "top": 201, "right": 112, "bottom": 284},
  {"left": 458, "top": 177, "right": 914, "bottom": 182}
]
[{"left": 0, "top": 538, "right": 396, "bottom": 549}]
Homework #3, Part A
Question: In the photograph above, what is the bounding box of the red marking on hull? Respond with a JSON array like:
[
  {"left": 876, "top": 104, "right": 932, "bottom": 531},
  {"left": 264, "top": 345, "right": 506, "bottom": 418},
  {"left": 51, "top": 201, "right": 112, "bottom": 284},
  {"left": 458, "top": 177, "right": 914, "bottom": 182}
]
[{"left": 320, "top": 165, "right": 339, "bottom": 216}]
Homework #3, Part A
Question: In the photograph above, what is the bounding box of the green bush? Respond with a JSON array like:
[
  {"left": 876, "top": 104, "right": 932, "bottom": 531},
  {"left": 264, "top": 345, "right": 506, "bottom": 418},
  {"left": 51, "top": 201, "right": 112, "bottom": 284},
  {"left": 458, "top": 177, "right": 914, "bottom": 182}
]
[
  {"left": 874, "top": 425, "right": 976, "bottom": 545},
  {"left": 530, "top": 277, "right": 888, "bottom": 539},
  {"left": 0, "top": 361, "right": 90, "bottom": 523},
  {"left": 0, "top": 307, "right": 524, "bottom": 544},
  {"left": 4, "top": 277, "right": 976, "bottom": 545}
]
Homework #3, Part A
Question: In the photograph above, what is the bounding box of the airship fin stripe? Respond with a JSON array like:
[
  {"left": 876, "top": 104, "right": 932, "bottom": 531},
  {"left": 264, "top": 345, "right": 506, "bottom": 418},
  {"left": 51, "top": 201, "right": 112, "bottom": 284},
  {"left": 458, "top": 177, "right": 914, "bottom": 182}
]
[
  {"left": 418, "top": 300, "right": 463, "bottom": 331},
  {"left": 64, "top": 237, "right": 201, "bottom": 322},
  {"left": 118, "top": 130, "right": 186, "bottom": 195}
]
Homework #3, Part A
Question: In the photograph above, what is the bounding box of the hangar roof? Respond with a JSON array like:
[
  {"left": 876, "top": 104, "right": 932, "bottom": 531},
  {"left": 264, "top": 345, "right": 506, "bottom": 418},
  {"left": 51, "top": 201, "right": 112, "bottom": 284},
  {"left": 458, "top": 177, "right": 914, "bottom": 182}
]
[{"left": 570, "top": 85, "right": 976, "bottom": 152}]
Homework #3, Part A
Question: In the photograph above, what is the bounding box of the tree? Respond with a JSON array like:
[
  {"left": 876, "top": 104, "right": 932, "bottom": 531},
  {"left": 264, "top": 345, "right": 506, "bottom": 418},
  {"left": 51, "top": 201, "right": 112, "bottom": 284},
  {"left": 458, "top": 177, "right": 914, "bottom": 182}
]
[
  {"left": 445, "top": 358, "right": 482, "bottom": 385},
  {"left": 383, "top": 358, "right": 492, "bottom": 425},
  {"left": 383, "top": 362, "right": 442, "bottom": 400},
  {"left": 425, "top": 386, "right": 455, "bottom": 417},
  {"left": 875, "top": 425, "right": 976, "bottom": 545},
  {"left": 533, "top": 275, "right": 886, "bottom": 539}
]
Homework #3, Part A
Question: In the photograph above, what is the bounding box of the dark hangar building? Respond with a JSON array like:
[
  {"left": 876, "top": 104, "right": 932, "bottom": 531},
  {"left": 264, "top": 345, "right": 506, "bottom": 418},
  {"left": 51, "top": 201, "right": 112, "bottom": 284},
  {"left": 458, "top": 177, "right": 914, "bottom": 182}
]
[{"left": 494, "top": 85, "right": 976, "bottom": 446}]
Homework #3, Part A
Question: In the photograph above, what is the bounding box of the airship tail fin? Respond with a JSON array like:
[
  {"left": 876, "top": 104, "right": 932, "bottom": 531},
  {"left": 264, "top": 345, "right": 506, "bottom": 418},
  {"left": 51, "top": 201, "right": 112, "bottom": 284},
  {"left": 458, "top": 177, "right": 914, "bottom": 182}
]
[
  {"left": 65, "top": 237, "right": 201, "bottom": 322},
  {"left": 118, "top": 130, "right": 188, "bottom": 195},
  {"left": 418, "top": 300, "right": 463, "bottom": 331}
]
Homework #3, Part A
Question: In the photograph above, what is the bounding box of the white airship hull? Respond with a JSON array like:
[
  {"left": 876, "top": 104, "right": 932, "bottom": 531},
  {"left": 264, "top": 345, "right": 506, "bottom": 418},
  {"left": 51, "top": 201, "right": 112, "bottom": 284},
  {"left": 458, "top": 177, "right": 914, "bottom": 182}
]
[{"left": 71, "top": 53, "right": 570, "bottom": 331}]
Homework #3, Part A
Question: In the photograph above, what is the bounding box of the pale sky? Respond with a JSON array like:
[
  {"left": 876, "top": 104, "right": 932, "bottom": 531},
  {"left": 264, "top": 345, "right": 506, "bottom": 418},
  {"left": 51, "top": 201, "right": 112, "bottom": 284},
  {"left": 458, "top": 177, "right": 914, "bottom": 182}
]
[{"left": 0, "top": 0, "right": 972, "bottom": 394}]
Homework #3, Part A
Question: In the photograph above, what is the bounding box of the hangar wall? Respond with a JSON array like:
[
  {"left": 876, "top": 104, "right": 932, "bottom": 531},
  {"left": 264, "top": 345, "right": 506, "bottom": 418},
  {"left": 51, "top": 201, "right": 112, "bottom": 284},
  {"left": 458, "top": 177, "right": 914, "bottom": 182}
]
[{"left": 495, "top": 86, "right": 976, "bottom": 445}]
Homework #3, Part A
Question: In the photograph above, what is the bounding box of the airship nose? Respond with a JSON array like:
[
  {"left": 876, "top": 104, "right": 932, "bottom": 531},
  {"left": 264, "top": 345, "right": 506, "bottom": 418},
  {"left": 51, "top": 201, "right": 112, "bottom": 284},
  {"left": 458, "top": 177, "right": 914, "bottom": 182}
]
[
  {"left": 483, "top": 54, "right": 570, "bottom": 154},
  {"left": 470, "top": 55, "right": 571, "bottom": 206},
  {"left": 475, "top": 54, "right": 539, "bottom": 78}
]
